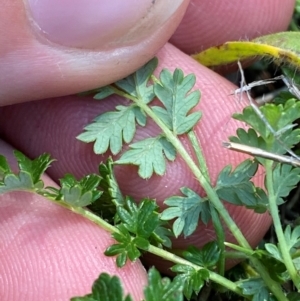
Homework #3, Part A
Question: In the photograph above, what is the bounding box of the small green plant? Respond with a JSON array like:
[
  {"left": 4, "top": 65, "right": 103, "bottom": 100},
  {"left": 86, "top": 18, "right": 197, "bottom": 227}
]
[
  {"left": 2, "top": 54, "right": 300, "bottom": 301},
  {"left": 71, "top": 267, "right": 185, "bottom": 301}
]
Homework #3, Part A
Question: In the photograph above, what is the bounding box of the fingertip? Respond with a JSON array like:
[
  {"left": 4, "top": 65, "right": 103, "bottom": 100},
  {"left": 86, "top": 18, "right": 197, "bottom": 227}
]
[
  {"left": 170, "top": 0, "right": 295, "bottom": 53},
  {"left": 25, "top": 0, "right": 185, "bottom": 49},
  {"left": 1, "top": 0, "right": 189, "bottom": 105}
]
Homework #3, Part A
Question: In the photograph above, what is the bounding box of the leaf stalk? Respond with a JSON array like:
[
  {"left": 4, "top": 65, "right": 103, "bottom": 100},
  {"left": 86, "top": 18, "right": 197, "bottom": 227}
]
[{"left": 265, "top": 160, "right": 300, "bottom": 290}]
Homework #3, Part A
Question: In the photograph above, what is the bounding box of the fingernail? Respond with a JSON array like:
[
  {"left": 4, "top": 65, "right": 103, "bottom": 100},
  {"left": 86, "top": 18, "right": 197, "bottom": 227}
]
[{"left": 26, "top": 0, "right": 165, "bottom": 49}]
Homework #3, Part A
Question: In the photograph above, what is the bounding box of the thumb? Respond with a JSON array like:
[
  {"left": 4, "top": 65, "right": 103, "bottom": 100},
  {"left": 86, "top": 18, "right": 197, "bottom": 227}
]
[{"left": 1, "top": 0, "right": 189, "bottom": 105}]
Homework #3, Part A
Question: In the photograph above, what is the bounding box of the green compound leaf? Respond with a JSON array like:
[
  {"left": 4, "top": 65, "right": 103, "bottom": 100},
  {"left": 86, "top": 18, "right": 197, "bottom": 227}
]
[
  {"left": 78, "top": 58, "right": 158, "bottom": 157},
  {"left": 105, "top": 198, "right": 171, "bottom": 266},
  {"left": 160, "top": 187, "right": 210, "bottom": 238},
  {"left": 229, "top": 127, "right": 296, "bottom": 170},
  {"left": 0, "top": 155, "right": 11, "bottom": 178},
  {"left": 229, "top": 128, "right": 266, "bottom": 165},
  {"left": 153, "top": 68, "right": 201, "bottom": 135},
  {"left": 231, "top": 99, "right": 300, "bottom": 154},
  {"left": 0, "top": 171, "right": 36, "bottom": 194},
  {"left": 0, "top": 152, "right": 55, "bottom": 194},
  {"left": 287, "top": 292, "right": 300, "bottom": 301},
  {"left": 182, "top": 242, "right": 221, "bottom": 269},
  {"left": 98, "top": 158, "right": 124, "bottom": 205},
  {"left": 116, "top": 135, "right": 176, "bottom": 179},
  {"left": 77, "top": 105, "right": 146, "bottom": 155},
  {"left": 75, "top": 267, "right": 185, "bottom": 301},
  {"left": 284, "top": 225, "right": 300, "bottom": 252},
  {"left": 252, "top": 288, "right": 276, "bottom": 301},
  {"left": 115, "top": 57, "right": 158, "bottom": 105},
  {"left": 215, "top": 159, "right": 268, "bottom": 212},
  {"left": 252, "top": 249, "right": 287, "bottom": 283},
  {"left": 171, "top": 265, "right": 209, "bottom": 300},
  {"left": 54, "top": 173, "right": 102, "bottom": 207},
  {"left": 144, "top": 267, "right": 184, "bottom": 301},
  {"left": 272, "top": 164, "right": 300, "bottom": 205},
  {"left": 117, "top": 197, "right": 160, "bottom": 239},
  {"left": 105, "top": 224, "right": 145, "bottom": 267},
  {"left": 150, "top": 220, "right": 173, "bottom": 248},
  {"left": 14, "top": 151, "right": 54, "bottom": 185},
  {"left": 93, "top": 86, "right": 115, "bottom": 100},
  {"left": 264, "top": 243, "right": 283, "bottom": 262},
  {"left": 88, "top": 158, "right": 124, "bottom": 221},
  {"left": 237, "top": 278, "right": 276, "bottom": 301},
  {"left": 70, "top": 273, "right": 133, "bottom": 301}
]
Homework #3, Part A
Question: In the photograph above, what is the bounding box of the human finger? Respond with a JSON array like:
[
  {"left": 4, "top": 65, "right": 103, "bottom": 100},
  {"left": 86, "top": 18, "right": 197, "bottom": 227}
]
[
  {"left": 0, "top": 0, "right": 189, "bottom": 105},
  {"left": 170, "top": 0, "right": 295, "bottom": 53}
]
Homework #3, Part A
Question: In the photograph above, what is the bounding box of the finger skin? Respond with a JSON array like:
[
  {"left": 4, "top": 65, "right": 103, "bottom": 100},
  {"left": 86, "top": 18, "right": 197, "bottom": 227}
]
[
  {"left": 170, "top": 0, "right": 295, "bottom": 53},
  {"left": 0, "top": 140, "right": 147, "bottom": 301},
  {"left": 0, "top": 0, "right": 294, "bottom": 106},
  {"left": 0, "top": 43, "right": 272, "bottom": 272},
  {"left": 1, "top": 0, "right": 294, "bottom": 105},
  {"left": 0, "top": 0, "right": 189, "bottom": 105}
]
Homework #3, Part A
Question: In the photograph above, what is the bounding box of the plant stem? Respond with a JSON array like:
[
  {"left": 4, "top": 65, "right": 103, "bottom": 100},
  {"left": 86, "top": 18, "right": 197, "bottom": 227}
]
[
  {"left": 47, "top": 197, "right": 246, "bottom": 297},
  {"left": 241, "top": 262, "right": 259, "bottom": 277},
  {"left": 265, "top": 160, "right": 300, "bottom": 290},
  {"left": 132, "top": 94, "right": 250, "bottom": 248},
  {"left": 188, "top": 131, "right": 210, "bottom": 181},
  {"left": 147, "top": 245, "right": 248, "bottom": 298},
  {"left": 209, "top": 204, "right": 225, "bottom": 276},
  {"left": 188, "top": 131, "right": 226, "bottom": 275},
  {"left": 225, "top": 244, "right": 289, "bottom": 300},
  {"left": 53, "top": 199, "right": 117, "bottom": 233},
  {"left": 250, "top": 258, "right": 288, "bottom": 300}
]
